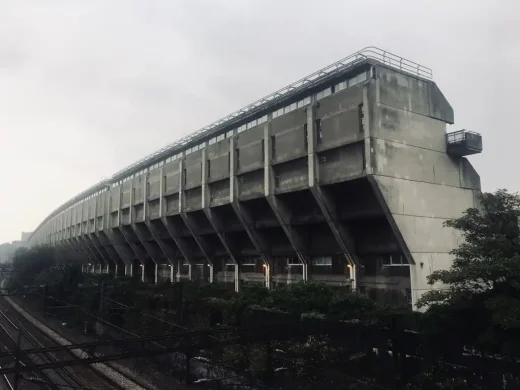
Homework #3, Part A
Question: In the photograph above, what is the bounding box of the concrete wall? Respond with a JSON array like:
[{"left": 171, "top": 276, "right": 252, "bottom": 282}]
[{"left": 368, "top": 67, "right": 480, "bottom": 307}]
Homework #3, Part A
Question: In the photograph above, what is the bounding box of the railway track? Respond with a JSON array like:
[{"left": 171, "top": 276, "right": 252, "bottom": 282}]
[{"left": 0, "top": 300, "right": 129, "bottom": 389}]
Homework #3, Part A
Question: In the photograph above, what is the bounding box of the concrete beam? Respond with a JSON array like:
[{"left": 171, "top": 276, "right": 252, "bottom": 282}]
[
  {"left": 85, "top": 233, "right": 110, "bottom": 266},
  {"left": 144, "top": 220, "right": 176, "bottom": 266},
  {"left": 74, "top": 236, "right": 98, "bottom": 265},
  {"left": 94, "top": 231, "right": 124, "bottom": 271}
]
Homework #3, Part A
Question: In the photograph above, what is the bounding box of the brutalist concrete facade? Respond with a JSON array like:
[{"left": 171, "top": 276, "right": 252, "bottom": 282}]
[{"left": 28, "top": 48, "right": 481, "bottom": 308}]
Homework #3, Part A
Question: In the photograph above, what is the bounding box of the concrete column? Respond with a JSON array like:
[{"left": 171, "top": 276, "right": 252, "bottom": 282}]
[
  {"left": 125, "top": 263, "right": 132, "bottom": 277},
  {"left": 170, "top": 264, "right": 174, "bottom": 283},
  {"left": 209, "top": 264, "right": 214, "bottom": 284},
  {"left": 234, "top": 263, "right": 240, "bottom": 293},
  {"left": 114, "top": 264, "right": 118, "bottom": 278},
  {"left": 176, "top": 260, "right": 181, "bottom": 282},
  {"left": 265, "top": 263, "right": 270, "bottom": 289},
  {"left": 141, "top": 264, "right": 145, "bottom": 282}
]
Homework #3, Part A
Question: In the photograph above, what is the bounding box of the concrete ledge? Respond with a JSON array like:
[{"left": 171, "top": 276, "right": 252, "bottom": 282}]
[{"left": 4, "top": 297, "right": 157, "bottom": 390}]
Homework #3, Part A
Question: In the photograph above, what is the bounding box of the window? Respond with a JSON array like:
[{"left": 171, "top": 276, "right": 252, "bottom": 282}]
[
  {"left": 312, "top": 257, "right": 332, "bottom": 266},
  {"left": 303, "top": 123, "right": 308, "bottom": 151},
  {"left": 237, "top": 124, "right": 247, "bottom": 134},
  {"left": 285, "top": 102, "right": 297, "bottom": 114},
  {"left": 227, "top": 152, "right": 231, "bottom": 172},
  {"left": 261, "top": 139, "right": 265, "bottom": 162},
  {"left": 226, "top": 130, "right": 234, "bottom": 138},
  {"left": 381, "top": 254, "right": 408, "bottom": 267},
  {"left": 209, "top": 137, "right": 216, "bottom": 145},
  {"left": 242, "top": 258, "right": 256, "bottom": 266},
  {"left": 163, "top": 175, "right": 167, "bottom": 191},
  {"left": 271, "top": 135, "right": 276, "bottom": 158},
  {"left": 272, "top": 107, "right": 284, "bottom": 119},
  {"left": 207, "top": 159, "right": 211, "bottom": 178},
  {"left": 257, "top": 115, "right": 268, "bottom": 125},
  {"left": 316, "top": 87, "right": 332, "bottom": 100},
  {"left": 287, "top": 258, "right": 301, "bottom": 266},
  {"left": 315, "top": 119, "right": 323, "bottom": 144},
  {"left": 297, "top": 97, "right": 311, "bottom": 108},
  {"left": 246, "top": 119, "right": 257, "bottom": 129},
  {"left": 183, "top": 169, "right": 187, "bottom": 185},
  {"left": 236, "top": 148, "right": 240, "bottom": 170},
  {"left": 217, "top": 134, "right": 224, "bottom": 142},
  {"left": 358, "top": 103, "right": 365, "bottom": 133},
  {"left": 132, "top": 188, "right": 135, "bottom": 200},
  {"left": 335, "top": 81, "right": 347, "bottom": 92}
]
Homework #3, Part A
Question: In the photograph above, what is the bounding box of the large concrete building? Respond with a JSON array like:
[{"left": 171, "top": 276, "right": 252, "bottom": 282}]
[{"left": 28, "top": 47, "right": 482, "bottom": 308}]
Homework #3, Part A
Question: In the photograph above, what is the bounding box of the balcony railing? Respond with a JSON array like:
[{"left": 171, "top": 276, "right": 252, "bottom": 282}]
[{"left": 446, "top": 130, "right": 483, "bottom": 156}]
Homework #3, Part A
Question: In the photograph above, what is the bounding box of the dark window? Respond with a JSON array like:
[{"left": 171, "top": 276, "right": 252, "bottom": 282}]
[
  {"left": 228, "top": 152, "right": 231, "bottom": 172},
  {"left": 271, "top": 135, "right": 276, "bottom": 158},
  {"left": 303, "top": 123, "right": 308, "bottom": 151},
  {"left": 163, "top": 175, "right": 166, "bottom": 191},
  {"left": 315, "top": 119, "right": 322, "bottom": 144},
  {"left": 381, "top": 254, "right": 408, "bottom": 267},
  {"left": 207, "top": 159, "right": 211, "bottom": 178},
  {"left": 358, "top": 103, "right": 365, "bottom": 133},
  {"left": 261, "top": 139, "right": 265, "bottom": 162},
  {"left": 146, "top": 182, "right": 150, "bottom": 195},
  {"left": 236, "top": 149, "right": 240, "bottom": 170},
  {"left": 132, "top": 188, "right": 135, "bottom": 200},
  {"left": 183, "top": 169, "right": 187, "bottom": 185}
]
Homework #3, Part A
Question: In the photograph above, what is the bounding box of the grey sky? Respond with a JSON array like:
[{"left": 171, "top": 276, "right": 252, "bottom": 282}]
[{"left": 0, "top": 0, "right": 518, "bottom": 243}]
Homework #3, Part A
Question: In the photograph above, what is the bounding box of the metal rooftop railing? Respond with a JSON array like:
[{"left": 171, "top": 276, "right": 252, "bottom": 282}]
[{"left": 30, "top": 46, "right": 433, "bottom": 241}]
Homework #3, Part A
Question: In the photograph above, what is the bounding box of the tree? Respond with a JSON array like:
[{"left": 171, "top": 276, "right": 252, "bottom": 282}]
[{"left": 418, "top": 189, "right": 520, "bottom": 356}]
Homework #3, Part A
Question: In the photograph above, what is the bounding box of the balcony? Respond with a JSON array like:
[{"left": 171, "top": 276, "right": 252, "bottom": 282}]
[{"left": 446, "top": 130, "right": 483, "bottom": 156}]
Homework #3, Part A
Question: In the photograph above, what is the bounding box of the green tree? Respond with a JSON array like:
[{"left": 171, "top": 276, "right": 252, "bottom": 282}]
[{"left": 418, "top": 189, "right": 520, "bottom": 356}]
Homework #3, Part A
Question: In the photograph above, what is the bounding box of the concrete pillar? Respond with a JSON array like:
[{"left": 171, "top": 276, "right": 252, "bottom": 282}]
[
  {"left": 170, "top": 264, "right": 174, "bottom": 283},
  {"left": 98, "top": 264, "right": 102, "bottom": 274},
  {"left": 141, "top": 263, "right": 145, "bottom": 282},
  {"left": 265, "top": 263, "right": 270, "bottom": 289},
  {"left": 348, "top": 264, "right": 356, "bottom": 290},
  {"left": 114, "top": 264, "right": 118, "bottom": 278},
  {"left": 187, "top": 263, "right": 192, "bottom": 281},
  {"left": 125, "top": 263, "right": 132, "bottom": 277},
  {"left": 209, "top": 264, "right": 214, "bottom": 284},
  {"left": 155, "top": 264, "right": 159, "bottom": 284},
  {"left": 234, "top": 263, "right": 240, "bottom": 293}
]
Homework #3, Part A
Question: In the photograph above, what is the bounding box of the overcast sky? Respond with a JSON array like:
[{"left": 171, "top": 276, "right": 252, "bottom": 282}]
[{"left": 0, "top": 0, "right": 518, "bottom": 244}]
